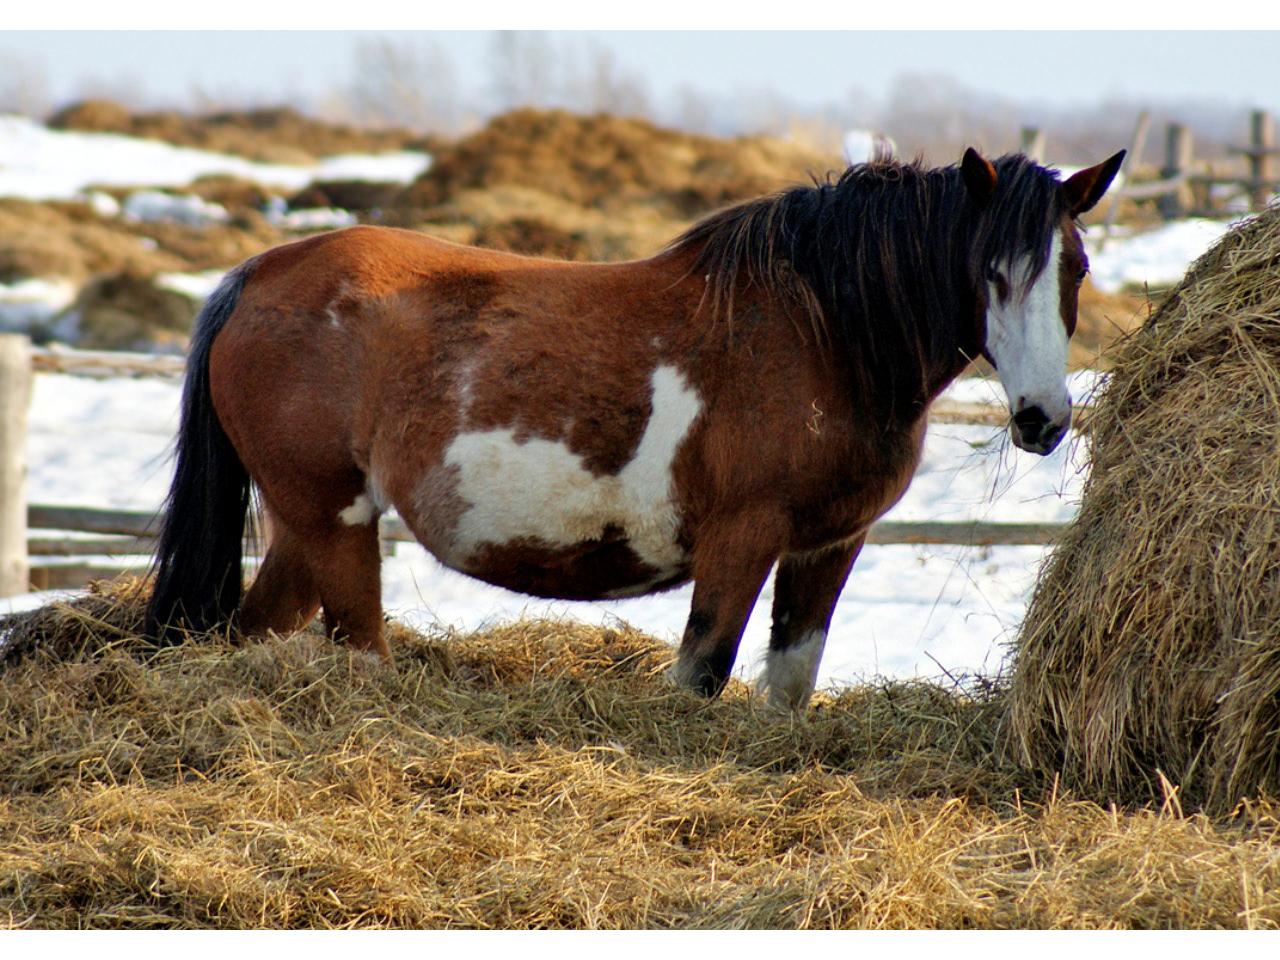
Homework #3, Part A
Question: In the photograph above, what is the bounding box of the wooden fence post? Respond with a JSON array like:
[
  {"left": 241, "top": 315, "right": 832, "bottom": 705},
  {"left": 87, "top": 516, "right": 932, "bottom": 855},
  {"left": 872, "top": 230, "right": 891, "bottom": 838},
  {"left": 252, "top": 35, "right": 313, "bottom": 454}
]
[
  {"left": 1158, "top": 123, "right": 1194, "bottom": 220},
  {"left": 1020, "top": 127, "right": 1045, "bottom": 162},
  {"left": 1249, "top": 109, "right": 1275, "bottom": 211},
  {"left": 0, "top": 335, "right": 32, "bottom": 597}
]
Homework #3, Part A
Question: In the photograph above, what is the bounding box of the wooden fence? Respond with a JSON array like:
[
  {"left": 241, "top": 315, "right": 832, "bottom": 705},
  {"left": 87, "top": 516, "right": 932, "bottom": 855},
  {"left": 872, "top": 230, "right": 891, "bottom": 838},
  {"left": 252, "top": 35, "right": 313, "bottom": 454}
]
[
  {"left": 6, "top": 339, "right": 1085, "bottom": 597},
  {"left": 1020, "top": 109, "right": 1280, "bottom": 224}
]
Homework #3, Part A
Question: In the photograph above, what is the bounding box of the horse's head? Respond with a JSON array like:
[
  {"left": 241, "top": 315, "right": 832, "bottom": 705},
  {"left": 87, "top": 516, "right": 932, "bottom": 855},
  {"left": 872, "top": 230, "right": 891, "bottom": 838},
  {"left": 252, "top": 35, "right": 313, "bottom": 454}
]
[{"left": 961, "top": 147, "right": 1125, "bottom": 455}]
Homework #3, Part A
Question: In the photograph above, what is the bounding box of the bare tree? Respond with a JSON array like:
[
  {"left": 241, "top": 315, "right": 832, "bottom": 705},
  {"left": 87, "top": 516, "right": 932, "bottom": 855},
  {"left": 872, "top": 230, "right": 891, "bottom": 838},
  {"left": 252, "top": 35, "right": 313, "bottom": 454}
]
[
  {"left": 574, "top": 43, "right": 652, "bottom": 117},
  {"left": 489, "top": 31, "right": 558, "bottom": 113},
  {"left": 343, "top": 36, "right": 461, "bottom": 132},
  {"left": 0, "top": 50, "right": 50, "bottom": 117}
]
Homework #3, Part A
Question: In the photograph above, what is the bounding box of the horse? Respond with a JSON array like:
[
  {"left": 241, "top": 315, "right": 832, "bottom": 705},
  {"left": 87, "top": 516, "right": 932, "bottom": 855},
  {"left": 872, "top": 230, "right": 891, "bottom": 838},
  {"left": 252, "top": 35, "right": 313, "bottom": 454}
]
[{"left": 145, "top": 146, "right": 1123, "bottom": 710}]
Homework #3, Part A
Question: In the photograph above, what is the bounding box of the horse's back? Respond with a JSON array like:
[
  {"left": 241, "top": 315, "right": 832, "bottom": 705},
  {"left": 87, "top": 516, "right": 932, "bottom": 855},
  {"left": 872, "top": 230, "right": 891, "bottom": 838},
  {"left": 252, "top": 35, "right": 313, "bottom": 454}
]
[{"left": 204, "top": 226, "right": 706, "bottom": 596}]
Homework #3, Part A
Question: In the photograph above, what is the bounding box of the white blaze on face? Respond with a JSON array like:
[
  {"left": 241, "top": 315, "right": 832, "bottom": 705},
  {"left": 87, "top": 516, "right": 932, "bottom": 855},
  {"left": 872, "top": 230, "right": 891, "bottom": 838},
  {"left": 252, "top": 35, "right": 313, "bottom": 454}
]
[
  {"left": 984, "top": 230, "right": 1071, "bottom": 428},
  {"left": 440, "top": 365, "right": 702, "bottom": 578}
]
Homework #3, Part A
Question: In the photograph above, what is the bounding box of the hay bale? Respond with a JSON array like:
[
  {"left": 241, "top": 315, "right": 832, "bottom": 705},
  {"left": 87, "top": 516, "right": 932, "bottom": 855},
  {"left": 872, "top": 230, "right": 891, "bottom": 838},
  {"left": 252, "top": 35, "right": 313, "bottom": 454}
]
[{"left": 1009, "top": 205, "right": 1280, "bottom": 812}]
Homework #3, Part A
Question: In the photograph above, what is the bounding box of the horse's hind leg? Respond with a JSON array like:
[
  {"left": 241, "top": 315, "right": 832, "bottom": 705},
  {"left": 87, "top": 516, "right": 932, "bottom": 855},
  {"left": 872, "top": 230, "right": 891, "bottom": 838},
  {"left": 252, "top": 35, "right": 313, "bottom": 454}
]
[
  {"left": 240, "top": 516, "right": 321, "bottom": 637},
  {"left": 240, "top": 505, "right": 388, "bottom": 660},
  {"left": 304, "top": 520, "right": 389, "bottom": 661}
]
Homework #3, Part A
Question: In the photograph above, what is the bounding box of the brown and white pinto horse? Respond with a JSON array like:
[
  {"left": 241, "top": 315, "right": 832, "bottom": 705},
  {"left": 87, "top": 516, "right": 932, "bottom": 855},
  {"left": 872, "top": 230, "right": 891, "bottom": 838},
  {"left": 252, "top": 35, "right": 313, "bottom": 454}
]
[{"left": 146, "top": 147, "right": 1123, "bottom": 709}]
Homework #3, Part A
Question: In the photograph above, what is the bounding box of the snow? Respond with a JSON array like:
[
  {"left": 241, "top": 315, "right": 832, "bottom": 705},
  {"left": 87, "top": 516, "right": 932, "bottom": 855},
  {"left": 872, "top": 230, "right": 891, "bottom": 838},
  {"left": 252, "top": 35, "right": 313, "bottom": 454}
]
[
  {"left": 266, "top": 206, "right": 359, "bottom": 231},
  {"left": 123, "top": 190, "right": 229, "bottom": 226},
  {"left": 1088, "top": 218, "right": 1240, "bottom": 293},
  {"left": 844, "top": 130, "right": 895, "bottom": 165},
  {"left": 80, "top": 191, "right": 121, "bottom": 218},
  {"left": 154, "top": 270, "right": 227, "bottom": 302},
  {"left": 0, "top": 278, "right": 77, "bottom": 332},
  {"left": 0, "top": 114, "right": 430, "bottom": 202},
  {"left": 15, "top": 370, "right": 1095, "bottom": 686},
  {"left": 311, "top": 152, "right": 433, "bottom": 184}
]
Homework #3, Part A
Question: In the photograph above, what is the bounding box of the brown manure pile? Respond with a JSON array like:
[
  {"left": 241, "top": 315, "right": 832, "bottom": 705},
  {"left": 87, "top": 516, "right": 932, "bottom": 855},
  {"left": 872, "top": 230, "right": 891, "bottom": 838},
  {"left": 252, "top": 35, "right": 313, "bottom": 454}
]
[
  {"left": 3, "top": 580, "right": 1280, "bottom": 928},
  {"left": 401, "top": 108, "right": 839, "bottom": 218},
  {"left": 395, "top": 109, "right": 839, "bottom": 263},
  {"left": 48, "top": 100, "right": 433, "bottom": 164},
  {"left": 1010, "top": 205, "right": 1280, "bottom": 813}
]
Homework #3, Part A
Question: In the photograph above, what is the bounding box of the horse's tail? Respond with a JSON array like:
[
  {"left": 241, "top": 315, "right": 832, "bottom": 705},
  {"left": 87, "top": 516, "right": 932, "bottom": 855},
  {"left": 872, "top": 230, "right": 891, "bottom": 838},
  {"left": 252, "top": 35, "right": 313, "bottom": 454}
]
[{"left": 145, "top": 260, "right": 257, "bottom": 642}]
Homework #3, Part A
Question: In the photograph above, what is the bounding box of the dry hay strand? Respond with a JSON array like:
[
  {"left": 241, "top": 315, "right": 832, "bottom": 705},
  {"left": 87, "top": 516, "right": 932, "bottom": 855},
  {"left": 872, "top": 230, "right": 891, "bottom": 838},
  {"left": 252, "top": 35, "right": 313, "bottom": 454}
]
[
  {"left": 1010, "top": 204, "right": 1280, "bottom": 813},
  {"left": 3, "top": 581, "right": 1280, "bottom": 927}
]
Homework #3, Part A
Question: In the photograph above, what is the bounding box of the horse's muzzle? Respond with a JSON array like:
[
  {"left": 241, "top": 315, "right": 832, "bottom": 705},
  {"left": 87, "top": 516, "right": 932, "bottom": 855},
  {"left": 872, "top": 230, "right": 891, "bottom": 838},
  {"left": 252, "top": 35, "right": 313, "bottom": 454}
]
[{"left": 1011, "top": 404, "right": 1069, "bottom": 455}]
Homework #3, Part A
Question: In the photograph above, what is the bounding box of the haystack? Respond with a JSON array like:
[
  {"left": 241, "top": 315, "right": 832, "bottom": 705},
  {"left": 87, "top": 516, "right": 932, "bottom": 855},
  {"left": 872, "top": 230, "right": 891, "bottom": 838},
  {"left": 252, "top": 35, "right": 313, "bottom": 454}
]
[{"left": 1010, "top": 205, "right": 1280, "bottom": 812}]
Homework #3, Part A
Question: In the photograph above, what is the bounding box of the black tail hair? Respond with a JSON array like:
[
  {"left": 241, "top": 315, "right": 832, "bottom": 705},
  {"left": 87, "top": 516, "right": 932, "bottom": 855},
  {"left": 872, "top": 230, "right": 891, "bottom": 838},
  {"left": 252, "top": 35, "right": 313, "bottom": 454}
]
[{"left": 145, "top": 260, "right": 256, "bottom": 641}]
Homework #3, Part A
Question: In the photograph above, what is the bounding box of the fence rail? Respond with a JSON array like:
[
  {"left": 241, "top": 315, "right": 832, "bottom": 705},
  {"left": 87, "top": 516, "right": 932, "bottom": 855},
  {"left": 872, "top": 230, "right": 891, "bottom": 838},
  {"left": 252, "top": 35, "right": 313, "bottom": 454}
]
[
  {"left": 21, "top": 504, "right": 1068, "bottom": 593},
  {"left": 1111, "top": 109, "right": 1280, "bottom": 222}
]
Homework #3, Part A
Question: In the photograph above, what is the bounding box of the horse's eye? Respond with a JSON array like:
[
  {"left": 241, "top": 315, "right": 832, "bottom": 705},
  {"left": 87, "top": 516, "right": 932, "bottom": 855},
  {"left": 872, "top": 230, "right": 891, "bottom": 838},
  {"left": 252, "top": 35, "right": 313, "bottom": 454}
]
[{"left": 1076, "top": 268, "right": 1089, "bottom": 285}]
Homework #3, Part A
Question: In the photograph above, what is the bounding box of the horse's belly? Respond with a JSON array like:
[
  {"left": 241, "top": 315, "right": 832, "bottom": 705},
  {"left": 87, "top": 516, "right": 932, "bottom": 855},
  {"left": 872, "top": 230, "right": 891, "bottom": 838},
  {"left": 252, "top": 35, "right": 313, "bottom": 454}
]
[
  {"left": 414, "top": 425, "right": 694, "bottom": 600},
  {"left": 445, "top": 535, "right": 690, "bottom": 601}
]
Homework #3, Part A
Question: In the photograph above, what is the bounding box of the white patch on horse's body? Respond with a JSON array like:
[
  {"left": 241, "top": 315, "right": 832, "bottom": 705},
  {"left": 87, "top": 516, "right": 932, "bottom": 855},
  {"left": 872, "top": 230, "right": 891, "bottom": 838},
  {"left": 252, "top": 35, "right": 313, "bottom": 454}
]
[
  {"left": 339, "top": 493, "right": 377, "bottom": 526},
  {"left": 758, "top": 629, "right": 827, "bottom": 712},
  {"left": 440, "top": 364, "right": 701, "bottom": 579},
  {"left": 985, "top": 231, "right": 1070, "bottom": 422}
]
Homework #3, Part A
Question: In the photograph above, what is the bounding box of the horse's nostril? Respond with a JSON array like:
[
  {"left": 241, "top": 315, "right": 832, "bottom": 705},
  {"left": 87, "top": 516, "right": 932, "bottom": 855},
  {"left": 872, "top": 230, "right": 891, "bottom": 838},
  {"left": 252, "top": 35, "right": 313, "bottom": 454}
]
[
  {"left": 1012, "top": 406, "right": 1051, "bottom": 443},
  {"left": 1012, "top": 406, "right": 1051, "bottom": 432}
]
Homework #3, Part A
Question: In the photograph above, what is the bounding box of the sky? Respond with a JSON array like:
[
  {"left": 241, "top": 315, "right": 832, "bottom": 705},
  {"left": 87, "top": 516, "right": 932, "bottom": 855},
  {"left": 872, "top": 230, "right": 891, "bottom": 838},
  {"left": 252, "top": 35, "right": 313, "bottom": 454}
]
[{"left": 2, "top": 28, "right": 1279, "bottom": 119}]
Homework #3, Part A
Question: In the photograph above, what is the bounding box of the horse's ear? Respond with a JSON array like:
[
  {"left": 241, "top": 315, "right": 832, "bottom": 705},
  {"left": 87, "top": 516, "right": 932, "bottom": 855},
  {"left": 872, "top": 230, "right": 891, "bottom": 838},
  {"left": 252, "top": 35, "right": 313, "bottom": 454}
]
[
  {"left": 961, "top": 147, "right": 997, "bottom": 208},
  {"left": 962, "top": 148, "right": 998, "bottom": 208},
  {"left": 1063, "top": 149, "right": 1126, "bottom": 216}
]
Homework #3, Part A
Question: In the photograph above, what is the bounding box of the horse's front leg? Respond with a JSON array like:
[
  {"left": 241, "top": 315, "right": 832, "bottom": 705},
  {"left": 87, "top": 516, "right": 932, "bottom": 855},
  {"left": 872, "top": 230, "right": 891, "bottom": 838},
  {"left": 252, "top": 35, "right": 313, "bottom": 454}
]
[
  {"left": 670, "top": 508, "right": 787, "bottom": 698},
  {"left": 758, "top": 537, "right": 864, "bottom": 712}
]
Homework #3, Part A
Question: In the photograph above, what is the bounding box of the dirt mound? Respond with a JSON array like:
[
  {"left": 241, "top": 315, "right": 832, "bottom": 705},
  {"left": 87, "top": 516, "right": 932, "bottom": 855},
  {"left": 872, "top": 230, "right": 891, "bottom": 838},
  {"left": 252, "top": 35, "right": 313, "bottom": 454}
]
[
  {"left": 1, "top": 578, "right": 1279, "bottom": 928},
  {"left": 1009, "top": 205, "right": 1280, "bottom": 813},
  {"left": 0, "top": 198, "right": 286, "bottom": 286},
  {"left": 400, "top": 108, "right": 839, "bottom": 219},
  {"left": 185, "top": 175, "right": 284, "bottom": 213},
  {"left": 471, "top": 217, "right": 588, "bottom": 260},
  {"left": 62, "top": 270, "right": 200, "bottom": 350},
  {"left": 0, "top": 199, "right": 184, "bottom": 283},
  {"left": 288, "top": 180, "right": 402, "bottom": 214},
  {"left": 48, "top": 100, "right": 436, "bottom": 163}
]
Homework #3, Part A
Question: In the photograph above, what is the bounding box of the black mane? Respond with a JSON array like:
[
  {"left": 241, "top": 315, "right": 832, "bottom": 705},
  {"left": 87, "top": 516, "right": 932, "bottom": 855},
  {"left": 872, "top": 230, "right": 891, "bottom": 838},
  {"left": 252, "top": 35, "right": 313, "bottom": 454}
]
[{"left": 670, "top": 154, "right": 1067, "bottom": 419}]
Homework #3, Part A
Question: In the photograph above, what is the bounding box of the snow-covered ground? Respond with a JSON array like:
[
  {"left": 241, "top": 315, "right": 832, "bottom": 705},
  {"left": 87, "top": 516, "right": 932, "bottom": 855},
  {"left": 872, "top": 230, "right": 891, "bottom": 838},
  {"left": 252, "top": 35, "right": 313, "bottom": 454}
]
[
  {"left": 0, "top": 114, "right": 429, "bottom": 201},
  {"left": 11, "top": 370, "right": 1097, "bottom": 687},
  {"left": 1087, "top": 218, "right": 1241, "bottom": 293}
]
